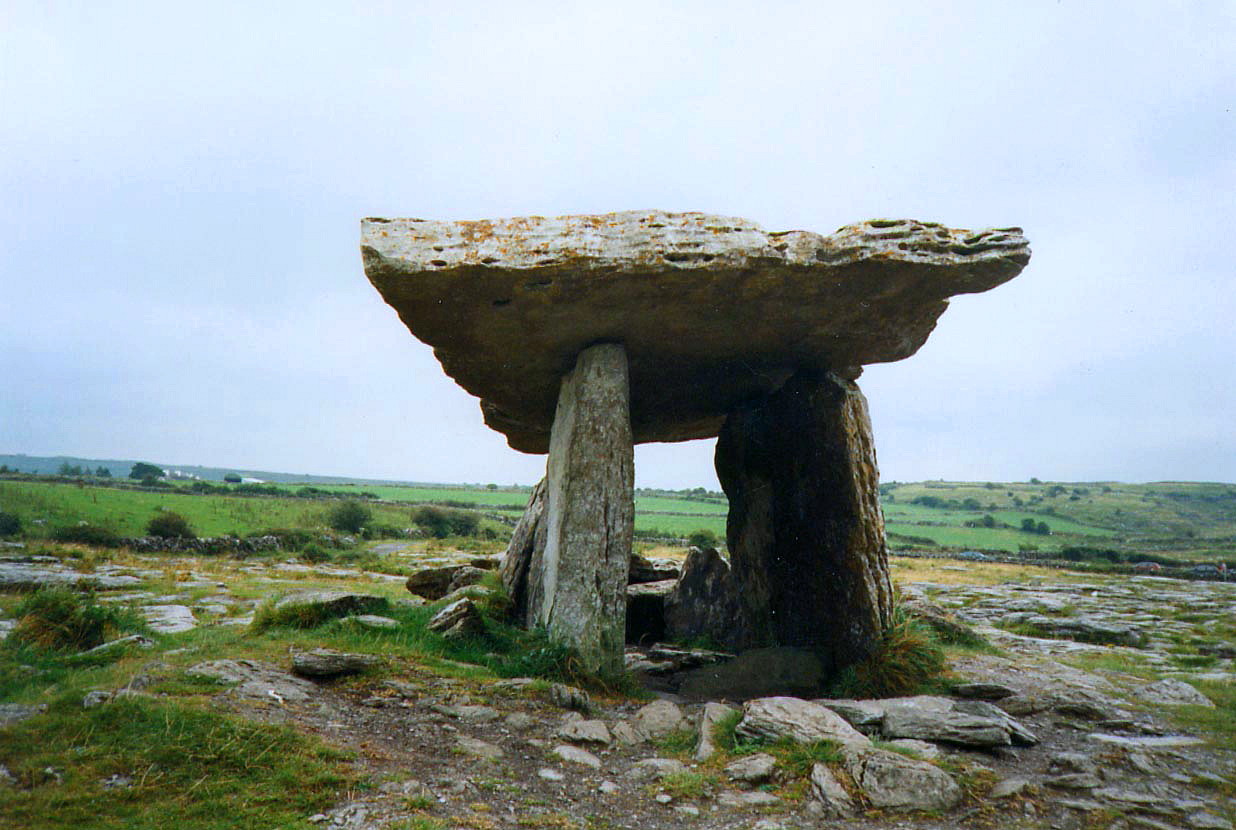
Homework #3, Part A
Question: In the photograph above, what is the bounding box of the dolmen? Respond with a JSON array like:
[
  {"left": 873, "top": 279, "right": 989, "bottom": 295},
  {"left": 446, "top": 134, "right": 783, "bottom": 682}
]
[{"left": 361, "top": 211, "right": 1030, "bottom": 678}]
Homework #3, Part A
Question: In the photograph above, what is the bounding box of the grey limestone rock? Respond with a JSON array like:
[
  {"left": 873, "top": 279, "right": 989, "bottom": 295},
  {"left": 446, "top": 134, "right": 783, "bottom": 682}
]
[
  {"left": 186, "top": 659, "right": 318, "bottom": 702},
  {"left": 662, "top": 546, "right": 742, "bottom": 650},
  {"left": 525, "top": 343, "right": 633, "bottom": 676},
  {"left": 291, "top": 649, "right": 381, "bottom": 678},
  {"left": 455, "top": 736, "right": 503, "bottom": 760},
  {"left": 735, "top": 697, "right": 870, "bottom": 746},
  {"left": 631, "top": 699, "right": 687, "bottom": 740},
  {"left": 626, "top": 758, "right": 687, "bottom": 781},
  {"left": 142, "top": 604, "right": 197, "bottom": 634},
  {"left": 810, "top": 762, "right": 857, "bottom": 817},
  {"left": 552, "top": 744, "right": 601, "bottom": 769},
  {"left": 556, "top": 717, "right": 611, "bottom": 746},
  {"left": 842, "top": 744, "right": 962, "bottom": 812},
  {"left": 725, "top": 753, "right": 776, "bottom": 784},
  {"left": 694, "top": 701, "right": 738, "bottom": 762},
  {"left": 274, "top": 590, "right": 386, "bottom": 619},
  {"left": 361, "top": 212, "right": 1030, "bottom": 452},
  {"left": 0, "top": 703, "right": 47, "bottom": 727},
  {"left": 1139, "top": 678, "right": 1214, "bottom": 707},
  {"left": 427, "top": 598, "right": 484, "bottom": 639}
]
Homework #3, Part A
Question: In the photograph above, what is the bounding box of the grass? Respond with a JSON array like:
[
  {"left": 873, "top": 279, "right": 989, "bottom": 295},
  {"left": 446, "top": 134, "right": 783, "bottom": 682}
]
[
  {"left": 1167, "top": 679, "right": 1236, "bottom": 748},
  {"left": 826, "top": 607, "right": 948, "bottom": 699},
  {"left": 6, "top": 587, "right": 149, "bottom": 652},
  {"left": 658, "top": 769, "right": 718, "bottom": 799},
  {"left": 0, "top": 696, "right": 353, "bottom": 830}
]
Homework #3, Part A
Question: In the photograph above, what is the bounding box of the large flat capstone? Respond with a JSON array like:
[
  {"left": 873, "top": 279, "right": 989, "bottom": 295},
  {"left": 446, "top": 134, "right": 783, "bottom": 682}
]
[{"left": 361, "top": 211, "right": 1030, "bottom": 452}]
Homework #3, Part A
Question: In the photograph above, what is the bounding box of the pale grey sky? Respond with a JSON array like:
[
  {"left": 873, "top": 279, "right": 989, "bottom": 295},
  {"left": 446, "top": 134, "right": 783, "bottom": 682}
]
[{"left": 2, "top": 2, "right": 1233, "bottom": 488}]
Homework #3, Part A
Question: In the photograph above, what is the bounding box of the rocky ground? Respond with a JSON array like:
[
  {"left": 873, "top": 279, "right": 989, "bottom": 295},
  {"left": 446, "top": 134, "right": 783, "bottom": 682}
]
[{"left": 1, "top": 547, "right": 1234, "bottom": 830}]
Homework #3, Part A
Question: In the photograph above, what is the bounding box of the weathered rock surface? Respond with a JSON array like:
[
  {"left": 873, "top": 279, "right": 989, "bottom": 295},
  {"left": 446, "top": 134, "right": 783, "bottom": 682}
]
[
  {"left": 142, "top": 604, "right": 197, "bottom": 633},
  {"left": 810, "top": 762, "right": 857, "bottom": 817},
  {"left": 694, "top": 701, "right": 738, "bottom": 762},
  {"left": 875, "top": 695, "right": 1038, "bottom": 747},
  {"left": 716, "top": 371, "right": 893, "bottom": 670},
  {"left": 1139, "top": 678, "right": 1214, "bottom": 707},
  {"left": 427, "top": 598, "right": 484, "bottom": 639},
  {"left": 186, "top": 659, "right": 319, "bottom": 702},
  {"left": 361, "top": 212, "right": 1030, "bottom": 452},
  {"left": 735, "top": 697, "right": 870, "bottom": 746},
  {"left": 631, "top": 700, "right": 687, "bottom": 740},
  {"left": 292, "top": 649, "right": 381, "bottom": 678},
  {"left": 525, "top": 343, "right": 634, "bottom": 676},
  {"left": 498, "top": 478, "right": 546, "bottom": 622},
  {"left": 274, "top": 590, "right": 387, "bottom": 619},
  {"left": 406, "top": 566, "right": 470, "bottom": 600},
  {"left": 662, "top": 546, "right": 741, "bottom": 650},
  {"left": 842, "top": 744, "right": 962, "bottom": 811}
]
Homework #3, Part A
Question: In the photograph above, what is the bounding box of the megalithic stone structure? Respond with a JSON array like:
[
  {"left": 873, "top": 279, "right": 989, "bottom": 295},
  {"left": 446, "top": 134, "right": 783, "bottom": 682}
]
[{"left": 360, "top": 211, "right": 1030, "bottom": 678}]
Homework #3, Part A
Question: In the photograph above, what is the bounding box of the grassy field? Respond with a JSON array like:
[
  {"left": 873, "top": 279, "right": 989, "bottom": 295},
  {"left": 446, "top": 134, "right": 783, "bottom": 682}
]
[{"left": 1, "top": 475, "right": 1233, "bottom": 560}]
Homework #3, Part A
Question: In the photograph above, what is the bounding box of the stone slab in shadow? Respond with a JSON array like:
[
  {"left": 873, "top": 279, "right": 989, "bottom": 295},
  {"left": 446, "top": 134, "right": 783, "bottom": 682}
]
[{"left": 673, "top": 647, "right": 826, "bottom": 701}]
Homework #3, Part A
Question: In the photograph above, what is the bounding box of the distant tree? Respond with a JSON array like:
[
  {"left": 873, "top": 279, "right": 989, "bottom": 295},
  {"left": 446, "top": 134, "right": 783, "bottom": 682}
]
[
  {"left": 486, "top": 483, "right": 498, "bottom": 491},
  {"left": 1020, "top": 518, "right": 1038, "bottom": 533},
  {"left": 980, "top": 514, "right": 997, "bottom": 528},
  {"left": 1036, "top": 521, "right": 1050, "bottom": 535},
  {"left": 328, "top": 501, "right": 372, "bottom": 534},
  {"left": 129, "top": 462, "right": 165, "bottom": 481},
  {"left": 223, "top": 473, "right": 242, "bottom": 484},
  {"left": 146, "top": 511, "right": 195, "bottom": 539},
  {"left": 411, "top": 506, "right": 478, "bottom": 538},
  {"left": 962, "top": 498, "right": 981, "bottom": 511},
  {"left": 57, "top": 463, "right": 84, "bottom": 476},
  {"left": 1029, "top": 477, "right": 1042, "bottom": 485},
  {"left": 95, "top": 466, "right": 111, "bottom": 478},
  {"left": 0, "top": 465, "right": 9, "bottom": 474},
  {"left": 687, "top": 529, "right": 719, "bottom": 549}
]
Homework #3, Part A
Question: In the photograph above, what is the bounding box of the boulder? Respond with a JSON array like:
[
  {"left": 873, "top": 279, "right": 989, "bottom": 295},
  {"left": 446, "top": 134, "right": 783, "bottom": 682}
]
[
  {"left": 274, "top": 590, "right": 386, "bottom": 619},
  {"left": 735, "top": 697, "right": 870, "bottom": 746},
  {"left": 626, "top": 758, "right": 687, "bottom": 781},
  {"left": 632, "top": 700, "right": 687, "bottom": 740},
  {"left": 186, "top": 659, "right": 319, "bottom": 702},
  {"left": 291, "top": 649, "right": 381, "bottom": 678},
  {"left": 839, "top": 696, "right": 1038, "bottom": 747},
  {"left": 361, "top": 212, "right": 1030, "bottom": 452},
  {"left": 842, "top": 744, "right": 962, "bottom": 811},
  {"left": 556, "top": 718, "right": 611, "bottom": 746},
  {"left": 406, "top": 566, "right": 468, "bottom": 600},
  {"left": 427, "top": 598, "right": 484, "bottom": 639},
  {"left": 662, "top": 546, "right": 742, "bottom": 650},
  {"left": 725, "top": 753, "right": 776, "bottom": 785},
  {"left": 810, "top": 762, "right": 857, "bottom": 817}
]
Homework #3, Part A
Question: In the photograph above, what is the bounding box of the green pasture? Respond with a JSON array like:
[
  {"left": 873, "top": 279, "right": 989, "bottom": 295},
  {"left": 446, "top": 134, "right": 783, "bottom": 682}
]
[{"left": 0, "top": 481, "right": 412, "bottom": 538}]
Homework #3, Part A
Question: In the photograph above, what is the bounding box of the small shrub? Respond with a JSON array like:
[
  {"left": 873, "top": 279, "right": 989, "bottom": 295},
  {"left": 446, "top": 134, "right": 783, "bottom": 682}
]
[
  {"left": 659, "top": 769, "right": 717, "bottom": 799},
  {"left": 301, "top": 543, "right": 332, "bottom": 564},
  {"left": 0, "top": 510, "right": 21, "bottom": 537},
  {"left": 50, "top": 523, "right": 122, "bottom": 548},
  {"left": 8, "top": 586, "right": 147, "bottom": 652},
  {"left": 412, "top": 505, "right": 480, "bottom": 538},
  {"left": 328, "top": 501, "right": 372, "bottom": 534},
  {"left": 146, "top": 511, "right": 196, "bottom": 539},
  {"left": 687, "top": 529, "right": 719, "bottom": 548},
  {"left": 827, "top": 608, "right": 946, "bottom": 699}
]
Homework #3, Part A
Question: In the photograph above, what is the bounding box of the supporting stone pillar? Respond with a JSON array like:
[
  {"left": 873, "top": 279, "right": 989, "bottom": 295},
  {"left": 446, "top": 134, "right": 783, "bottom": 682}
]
[
  {"left": 524, "top": 342, "right": 634, "bottom": 676},
  {"left": 715, "top": 370, "right": 893, "bottom": 675}
]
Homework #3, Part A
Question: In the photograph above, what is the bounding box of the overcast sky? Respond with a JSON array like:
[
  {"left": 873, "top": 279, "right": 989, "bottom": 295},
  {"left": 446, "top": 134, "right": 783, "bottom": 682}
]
[{"left": 2, "top": 2, "right": 1233, "bottom": 489}]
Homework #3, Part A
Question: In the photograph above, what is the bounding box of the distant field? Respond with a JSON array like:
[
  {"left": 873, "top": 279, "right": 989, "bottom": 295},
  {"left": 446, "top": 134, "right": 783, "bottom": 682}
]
[
  {"left": 0, "top": 481, "right": 413, "bottom": 538},
  {"left": 1, "top": 475, "right": 1232, "bottom": 560}
]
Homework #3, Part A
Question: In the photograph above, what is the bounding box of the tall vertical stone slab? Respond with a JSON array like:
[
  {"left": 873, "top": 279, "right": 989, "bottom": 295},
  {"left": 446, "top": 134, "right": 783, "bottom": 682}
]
[
  {"left": 526, "top": 343, "right": 634, "bottom": 676},
  {"left": 715, "top": 371, "right": 893, "bottom": 674},
  {"left": 499, "top": 477, "right": 547, "bottom": 626}
]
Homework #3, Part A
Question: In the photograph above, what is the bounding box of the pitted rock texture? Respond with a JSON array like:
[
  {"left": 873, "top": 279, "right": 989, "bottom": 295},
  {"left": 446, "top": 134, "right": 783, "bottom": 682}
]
[{"left": 361, "top": 211, "right": 1030, "bottom": 452}]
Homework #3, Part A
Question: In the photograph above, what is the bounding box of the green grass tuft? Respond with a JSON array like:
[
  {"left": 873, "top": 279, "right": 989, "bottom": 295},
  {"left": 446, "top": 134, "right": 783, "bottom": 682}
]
[
  {"left": 6, "top": 587, "right": 148, "bottom": 653},
  {"left": 827, "top": 607, "right": 947, "bottom": 699}
]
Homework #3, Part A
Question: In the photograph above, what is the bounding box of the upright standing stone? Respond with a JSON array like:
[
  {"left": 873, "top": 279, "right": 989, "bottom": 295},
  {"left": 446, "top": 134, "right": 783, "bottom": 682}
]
[
  {"left": 500, "top": 477, "right": 547, "bottom": 624},
  {"left": 715, "top": 370, "right": 893, "bottom": 675},
  {"left": 526, "top": 343, "right": 634, "bottom": 675}
]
